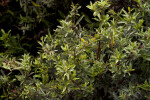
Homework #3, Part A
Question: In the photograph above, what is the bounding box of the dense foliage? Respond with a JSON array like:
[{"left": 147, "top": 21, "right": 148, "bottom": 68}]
[
  {"left": 0, "top": 0, "right": 150, "bottom": 100},
  {"left": 0, "top": 0, "right": 91, "bottom": 55}
]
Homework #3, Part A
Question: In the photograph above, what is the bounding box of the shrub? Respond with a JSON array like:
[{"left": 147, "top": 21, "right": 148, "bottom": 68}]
[{"left": 0, "top": 0, "right": 150, "bottom": 99}]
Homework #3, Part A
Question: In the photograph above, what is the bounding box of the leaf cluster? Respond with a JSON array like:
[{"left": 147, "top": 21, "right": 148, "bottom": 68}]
[{"left": 0, "top": 0, "right": 150, "bottom": 100}]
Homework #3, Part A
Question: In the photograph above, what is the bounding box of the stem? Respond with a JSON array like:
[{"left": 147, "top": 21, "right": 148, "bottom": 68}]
[{"left": 96, "top": 35, "right": 101, "bottom": 60}]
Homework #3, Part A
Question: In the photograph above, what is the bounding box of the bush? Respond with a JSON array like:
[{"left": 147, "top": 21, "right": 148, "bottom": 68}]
[
  {"left": 0, "top": 0, "right": 150, "bottom": 99},
  {"left": 0, "top": 0, "right": 94, "bottom": 56}
]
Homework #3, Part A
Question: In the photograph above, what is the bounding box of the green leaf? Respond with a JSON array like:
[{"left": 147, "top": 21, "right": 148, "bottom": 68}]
[{"left": 76, "top": 15, "right": 84, "bottom": 25}]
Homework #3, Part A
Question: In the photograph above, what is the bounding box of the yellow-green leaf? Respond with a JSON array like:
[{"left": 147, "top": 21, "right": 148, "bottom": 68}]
[{"left": 31, "top": 1, "right": 40, "bottom": 7}]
